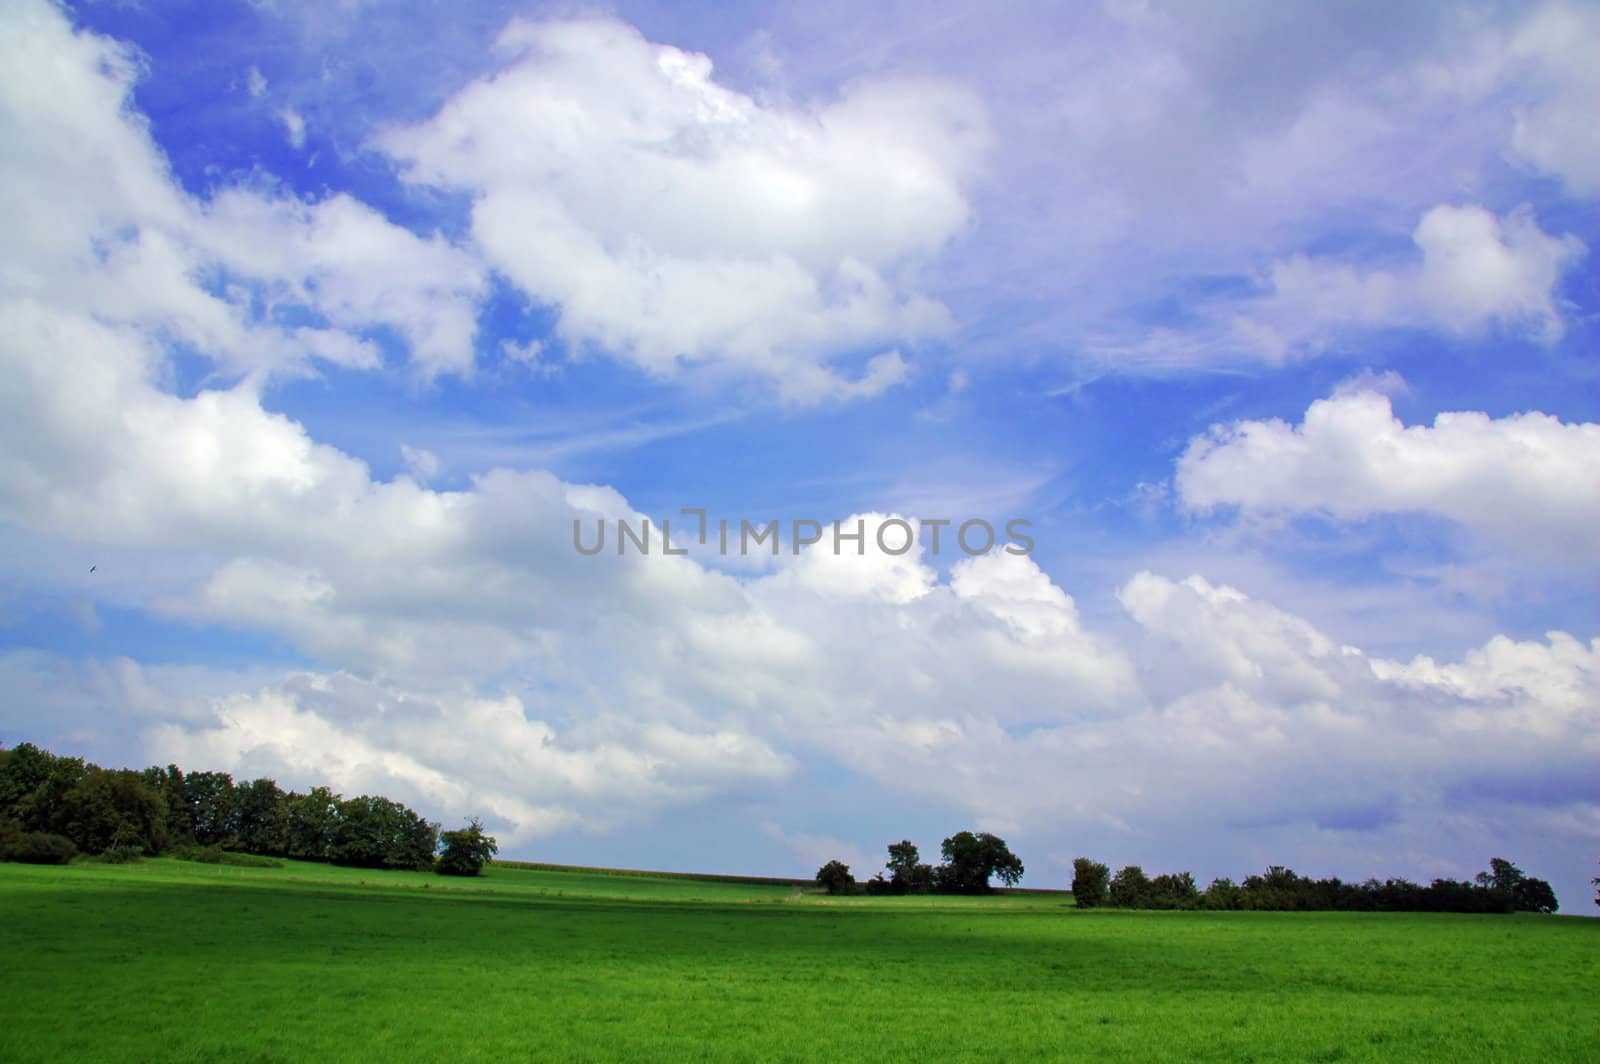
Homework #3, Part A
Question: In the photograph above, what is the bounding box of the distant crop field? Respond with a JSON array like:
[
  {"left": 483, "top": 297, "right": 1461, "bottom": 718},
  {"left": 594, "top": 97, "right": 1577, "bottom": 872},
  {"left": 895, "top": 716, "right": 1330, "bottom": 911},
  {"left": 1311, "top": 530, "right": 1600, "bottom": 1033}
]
[{"left": 1, "top": 860, "right": 1594, "bottom": 1062}]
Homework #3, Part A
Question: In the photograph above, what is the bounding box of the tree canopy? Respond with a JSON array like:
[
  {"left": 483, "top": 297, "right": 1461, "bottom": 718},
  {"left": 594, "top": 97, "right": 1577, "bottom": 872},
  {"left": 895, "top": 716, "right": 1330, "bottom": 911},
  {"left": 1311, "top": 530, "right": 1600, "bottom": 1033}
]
[
  {"left": 854, "top": 832, "right": 1025, "bottom": 895},
  {"left": 938, "top": 831, "right": 1024, "bottom": 893},
  {"left": 814, "top": 860, "right": 854, "bottom": 895},
  {"left": 1075, "top": 855, "right": 1561, "bottom": 914},
  {"left": 0, "top": 741, "right": 464, "bottom": 874},
  {"left": 437, "top": 817, "right": 500, "bottom": 877}
]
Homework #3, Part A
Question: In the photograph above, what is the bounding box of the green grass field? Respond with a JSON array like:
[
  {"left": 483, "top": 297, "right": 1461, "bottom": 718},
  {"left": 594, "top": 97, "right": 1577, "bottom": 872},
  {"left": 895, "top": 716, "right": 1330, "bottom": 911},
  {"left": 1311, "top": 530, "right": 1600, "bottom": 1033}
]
[{"left": 1, "top": 859, "right": 1594, "bottom": 1062}]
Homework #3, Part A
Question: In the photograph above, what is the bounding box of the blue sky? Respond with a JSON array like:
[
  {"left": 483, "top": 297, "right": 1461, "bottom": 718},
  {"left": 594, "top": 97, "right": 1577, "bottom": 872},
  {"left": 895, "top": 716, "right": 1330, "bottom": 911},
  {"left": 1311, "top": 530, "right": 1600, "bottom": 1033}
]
[{"left": 1, "top": 0, "right": 1597, "bottom": 907}]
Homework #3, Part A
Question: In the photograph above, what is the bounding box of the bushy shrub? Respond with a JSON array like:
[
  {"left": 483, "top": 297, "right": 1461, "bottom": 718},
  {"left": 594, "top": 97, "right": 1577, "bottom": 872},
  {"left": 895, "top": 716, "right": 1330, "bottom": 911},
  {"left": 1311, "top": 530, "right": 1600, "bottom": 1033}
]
[
  {"left": 1073, "top": 857, "right": 1555, "bottom": 914},
  {"left": 171, "top": 844, "right": 282, "bottom": 868},
  {"left": 1, "top": 828, "right": 78, "bottom": 865},
  {"left": 1071, "top": 858, "right": 1110, "bottom": 908},
  {"left": 1148, "top": 871, "right": 1199, "bottom": 909},
  {"left": 815, "top": 860, "right": 856, "bottom": 895},
  {"left": 91, "top": 845, "right": 145, "bottom": 865},
  {"left": 1108, "top": 865, "right": 1151, "bottom": 908},
  {"left": 436, "top": 818, "right": 498, "bottom": 877},
  {"left": 1201, "top": 877, "right": 1242, "bottom": 910}
]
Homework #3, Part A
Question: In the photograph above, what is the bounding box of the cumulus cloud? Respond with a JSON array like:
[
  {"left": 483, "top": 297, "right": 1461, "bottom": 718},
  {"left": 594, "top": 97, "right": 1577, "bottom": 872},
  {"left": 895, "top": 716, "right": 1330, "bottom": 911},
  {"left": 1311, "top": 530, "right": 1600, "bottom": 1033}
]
[
  {"left": 11, "top": 560, "right": 1596, "bottom": 876},
  {"left": 1107, "top": 203, "right": 1586, "bottom": 367},
  {"left": 195, "top": 191, "right": 487, "bottom": 377},
  {"left": 377, "top": 16, "right": 985, "bottom": 402},
  {"left": 149, "top": 675, "right": 794, "bottom": 844},
  {"left": 1373, "top": 630, "right": 1600, "bottom": 739},
  {"left": 1119, "top": 572, "right": 1352, "bottom": 705},
  {"left": 800, "top": 569, "right": 1599, "bottom": 856},
  {"left": 0, "top": 205, "right": 1138, "bottom": 831},
  {"left": 1176, "top": 388, "right": 1600, "bottom": 561},
  {"left": 1507, "top": 3, "right": 1600, "bottom": 197},
  {"left": 0, "top": 0, "right": 484, "bottom": 381},
  {"left": 229, "top": 0, "right": 1599, "bottom": 382},
  {"left": 0, "top": 256, "right": 1142, "bottom": 821},
  {"left": 1264, "top": 204, "right": 1585, "bottom": 349}
]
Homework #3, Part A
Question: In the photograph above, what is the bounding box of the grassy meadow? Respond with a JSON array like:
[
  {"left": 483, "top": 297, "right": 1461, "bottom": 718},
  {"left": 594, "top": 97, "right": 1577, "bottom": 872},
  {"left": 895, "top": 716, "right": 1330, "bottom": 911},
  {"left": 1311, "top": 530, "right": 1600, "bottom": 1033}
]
[{"left": 1, "top": 858, "right": 1594, "bottom": 1062}]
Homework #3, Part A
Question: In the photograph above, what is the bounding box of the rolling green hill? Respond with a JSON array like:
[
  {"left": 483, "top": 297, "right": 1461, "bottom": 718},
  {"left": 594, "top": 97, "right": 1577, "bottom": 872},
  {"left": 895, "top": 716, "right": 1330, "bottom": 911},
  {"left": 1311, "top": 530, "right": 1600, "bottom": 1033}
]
[{"left": 1, "top": 858, "right": 1593, "bottom": 1061}]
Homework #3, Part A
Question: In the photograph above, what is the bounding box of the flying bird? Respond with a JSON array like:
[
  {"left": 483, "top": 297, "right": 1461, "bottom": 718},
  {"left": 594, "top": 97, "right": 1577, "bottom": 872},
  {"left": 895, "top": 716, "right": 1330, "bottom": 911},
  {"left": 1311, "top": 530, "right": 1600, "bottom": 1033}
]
[{"left": 89, "top": 565, "right": 96, "bottom": 573}]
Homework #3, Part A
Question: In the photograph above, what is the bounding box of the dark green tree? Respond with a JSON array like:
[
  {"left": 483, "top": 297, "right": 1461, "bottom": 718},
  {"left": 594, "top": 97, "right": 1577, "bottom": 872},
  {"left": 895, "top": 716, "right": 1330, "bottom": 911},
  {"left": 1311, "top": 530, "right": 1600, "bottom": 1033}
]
[
  {"left": 1202, "top": 877, "right": 1243, "bottom": 910},
  {"left": 0, "top": 743, "right": 90, "bottom": 832},
  {"left": 1148, "top": 871, "right": 1199, "bottom": 909},
  {"left": 331, "top": 795, "right": 437, "bottom": 871},
  {"left": 884, "top": 840, "right": 934, "bottom": 893},
  {"left": 815, "top": 860, "right": 855, "bottom": 895},
  {"left": 284, "top": 787, "right": 340, "bottom": 861},
  {"left": 141, "top": 765, "right": 192, "bottom": 843},
  {"left": 183, "top": 771, "right": 238, "bottom": 846},
  {"left": 1473, "top": 857, "right": 1557, "bottom": 913},
  {"left": 1108, "top": 865, "right": 1151, "bottom": 907},
  {"left": 938, "top": 831, "right": 1024, "bottom": 893},
  {"left": 886, "top": 840, "right": 920, "bottom": 882},
  {"left": 1071, "top": 858, "right": 1110, "bottom": 908},
  {"left": 53, "top": 769, "right": 169, "bottom": 854},
  {"left": 1514, "top": 877, "right": 1559, "bottom": 914},
  {"left": 437, "top": 817, "right": 498, "bottom": 877},
  {"left": 234, "top": 778, "right": 288, "bottom": 856},
  {"left": 1476, "top": 857, "right": 1526, "bottom": 896},
  {"left": 0, "top": 817, "right": 76, "bottom": 864}
]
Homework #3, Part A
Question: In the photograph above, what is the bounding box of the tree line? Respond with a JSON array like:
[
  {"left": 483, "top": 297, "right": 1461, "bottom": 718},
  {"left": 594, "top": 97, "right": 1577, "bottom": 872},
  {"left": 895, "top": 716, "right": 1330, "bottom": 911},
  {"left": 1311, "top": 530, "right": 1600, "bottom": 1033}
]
[
  {"left": 1069, "top": 856, "right": 1560, "bottom": 913},
  {"left": 816, "top": 832, "right": 1025, "bottom": 895},
  {"left": 0, "top": 742, "right": 496, "bottom": 876}
]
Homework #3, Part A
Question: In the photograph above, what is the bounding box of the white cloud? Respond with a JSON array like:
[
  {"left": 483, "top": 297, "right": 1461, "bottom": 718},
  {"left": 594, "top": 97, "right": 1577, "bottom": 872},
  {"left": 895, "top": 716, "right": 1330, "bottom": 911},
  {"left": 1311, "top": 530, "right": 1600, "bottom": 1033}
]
[
  {"left": 917, "top": 1, "right": 1596, "bottom": 372},
  {"left": 499, "top": 338, "right": 558, "bottom": 378},
  {"left": 147, "top": 674, "right": 794, "bottom": 844},
  {"left": 7, "top": 221, "right": 1589, "bottom": 856},
  {"left": 1176, "top": 388, "right": 1600, "bottom": 561},
  {"left": 14, "top": 559, "right": 1597, "bottom": 871},
  {"left": 817, "top": 568, "right": 1600, "bottom": 848},
  {"left": 377, "top": 16, "right": 985, "bottom": 402},
  {"left": 194, "top": 190, "right": 488, "bottom": 378},
  {"left": 773, "top": 512, "right": 936, "bottom": 605},
  {"left": 246, "top": 66, "right": 267, "bottom": 98},
  {"left": 0, "top": 274, "right": 1142, "bottom": 812},
  {"left": 234, "top": 0, "right": 1599, "bottom": 383},
  {"left": 279, "top": 107, "right": 306, "bottom": 149},
  {"left": 1507, "top": 3, "right": 1600, "bottom": 197},
  {"left": 1264, "top": 204, "right": 1585, "bottom": 349},
  {"left": 1109, "top": 204, "right": 1587, "bottom": 367},
  {"left": 0, "top": 0, "right": 485, "bottom": 382},
  {"left": 1119, "top": 572, "right": 1351, "bottom": 705},
  {"left": 1373, "top": 630, "right": 1600, "bottom": 738},
  {"left": 399, "top": 444, "right": 439, "bottom": 481},
  {"left": 0, "top": 651, "right": 791, "bottom": 845}
]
